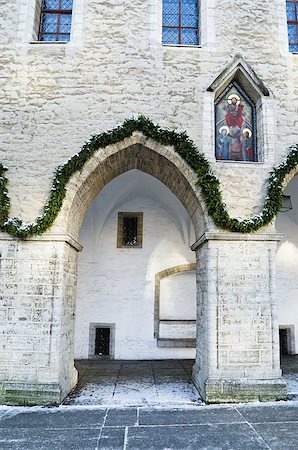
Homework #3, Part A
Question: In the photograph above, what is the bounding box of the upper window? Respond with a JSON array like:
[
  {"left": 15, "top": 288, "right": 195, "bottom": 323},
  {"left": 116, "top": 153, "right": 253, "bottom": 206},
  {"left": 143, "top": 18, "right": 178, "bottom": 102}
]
[
  {"left": 287, "top": 1, "right": 298, "bottom": 52},
  {"left": 117, "top": 213, "right": 143, "bottom": 248},
  {"left": 38, "top": 0, "right": 73, "bottom": 42},
  {"left": 162, "top": 0, "right": 199, "bottom": 46}
]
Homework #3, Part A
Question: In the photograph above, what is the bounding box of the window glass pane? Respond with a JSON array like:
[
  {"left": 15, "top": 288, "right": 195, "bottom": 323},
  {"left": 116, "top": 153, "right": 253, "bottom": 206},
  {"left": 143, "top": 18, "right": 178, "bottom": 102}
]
[
  {"left": 286, "top": 2, "right": 296, "bottom": 21},
  {"left": 61, "top": 0, "right": 73, "bottom": 10},
  {"left": 40, "top": 33, "right": 57, "bottom": 41},
  {"left": 181, "top": 28, "right": 198, "bottom": 45},
  {"left": 41, "top": 13, "right": 58, "bottom": 33},
  {"left": 162, "top": 27, "right": 179, "bottom": 44},
  {"left": 163, "top": 14, "right": 179, "bottom": 26},
  {"left": 289, "top": 43, "right": 298, "bottom": 51},
  {"left": 181, "top": 14, "right": 198, "bottom": 27},
  {"left": 288, "top": 24, "right": 297, "bottom": 43},
  {"left": 58, "top": 33, "right": 71, "bottom": 41},
  {"left": 43, "top": 0, "right": 59, "bottom": 9},
  {"left": 163, "top": 0, "right": 179, "bottom": 18},
  {"left": 59, "top": 14, "right": 72, "bottom": 33},
  {"left": 181, "top": 0, "right": 197, "bottom": 16}
]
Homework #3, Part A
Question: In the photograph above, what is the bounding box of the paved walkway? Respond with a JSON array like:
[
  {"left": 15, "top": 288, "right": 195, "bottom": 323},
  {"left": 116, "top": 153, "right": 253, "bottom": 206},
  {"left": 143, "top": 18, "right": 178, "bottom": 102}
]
[
  {"left": 64, "top": 360, "right": 201, "bottom": 407},
  {"left": 63, "top": 357, "right": 298, "bottom": 407},
  {"left": 1, "top": 357, "right": 298, "bottom": 449},
  {"left": 1, "top": 402, "right": 298, "bottom": 449}
]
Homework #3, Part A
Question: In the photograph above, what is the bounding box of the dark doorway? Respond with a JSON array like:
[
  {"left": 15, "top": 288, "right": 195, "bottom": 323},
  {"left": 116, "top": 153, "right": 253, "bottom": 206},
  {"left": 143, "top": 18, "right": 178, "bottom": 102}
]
[
  {"left": 280, "top": 329, "right": 289, "bottom": 356},
  {"left": 95, "top": 327, "right": 110, "bottom": 356}
]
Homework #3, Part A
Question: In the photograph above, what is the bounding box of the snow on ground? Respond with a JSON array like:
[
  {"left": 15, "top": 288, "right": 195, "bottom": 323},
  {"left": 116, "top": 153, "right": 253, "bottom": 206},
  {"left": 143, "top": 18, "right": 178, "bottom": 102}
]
[
  {"left": 1, "top": 359, "right": 298, "bottom": 410},
  {"left": 283, "top": 372, "right": 298, "bottom": 398},
  {"left": 64, "top": 378, "right": 202, "bottom": 407},
  {"left": 63, "top": 371, "right": 298, "bottom": 408}
]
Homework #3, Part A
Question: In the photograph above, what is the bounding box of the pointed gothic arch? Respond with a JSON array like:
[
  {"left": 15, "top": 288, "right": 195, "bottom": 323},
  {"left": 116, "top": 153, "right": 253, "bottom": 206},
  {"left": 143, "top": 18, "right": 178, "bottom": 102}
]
[{"left": 50, "top": 132, "right": 210, "bottom": 241}]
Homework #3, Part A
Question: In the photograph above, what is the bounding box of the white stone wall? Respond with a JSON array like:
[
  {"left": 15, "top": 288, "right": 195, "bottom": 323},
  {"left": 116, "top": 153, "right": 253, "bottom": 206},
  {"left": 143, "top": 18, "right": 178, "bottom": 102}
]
[
  {"left": 160, "top": 271, "right": 196, "bottom": 320},
  {"left": 276, "top": 175, "right": 298, "bottom": 351},
  {"left": 74, "top": 171, "right": 196, "bottom": 359},
  {"left": 0, "top": 237, "right": 78, "bottom": 401},
  {"left": 0, "top": 0, "right": 297, "bottom": 225}
]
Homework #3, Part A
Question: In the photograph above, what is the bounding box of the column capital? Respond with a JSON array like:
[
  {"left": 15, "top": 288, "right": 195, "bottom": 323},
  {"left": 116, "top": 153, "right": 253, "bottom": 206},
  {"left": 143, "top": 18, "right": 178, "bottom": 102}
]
[{"left": 191, "top": 232, "right": 283, "bottom": 251}]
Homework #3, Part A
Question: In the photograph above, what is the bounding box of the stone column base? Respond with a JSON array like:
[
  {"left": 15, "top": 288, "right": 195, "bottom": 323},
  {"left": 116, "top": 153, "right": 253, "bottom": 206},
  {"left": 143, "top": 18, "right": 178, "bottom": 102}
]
[
  {"left": 0, "top": 367, "right": 78, "bottom": 406},
  {"left": 0, "top": 382, "right": 62, "bottom": 406},
  {"left": 193, "top": 372, "right": 287, "bottom": 403}
]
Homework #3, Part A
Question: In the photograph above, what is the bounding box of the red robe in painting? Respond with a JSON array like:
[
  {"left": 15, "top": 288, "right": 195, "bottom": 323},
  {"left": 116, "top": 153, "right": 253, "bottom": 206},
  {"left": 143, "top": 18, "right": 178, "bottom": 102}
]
[{"left": 225, "top": 104, "right": 244, "bottom": 128}]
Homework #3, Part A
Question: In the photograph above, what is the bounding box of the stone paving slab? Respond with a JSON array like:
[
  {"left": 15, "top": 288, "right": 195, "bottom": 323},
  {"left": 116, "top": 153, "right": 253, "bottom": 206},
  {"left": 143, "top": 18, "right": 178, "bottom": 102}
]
[
  {"left": 253, "top": 422, "right": 298, "bottom": 450},
  {"left": 1, "top": 404, "right": 298, "bottom": 449},
  {"left": 139, "top": 407, "right": 245, "bottom": 425},
  {"left": 105, "top": 408, "right": 137, "bottom": 426},
  {"left": 236, "top": 403, "right": 298, "bottom": 423},
  {"left": 98, "top": 427, "right": 125, "bottom": 450},
  {"left": 0, "top": 428, "right": 99, "bottom": 450},
  {"left": 0, "top": 408, "right": 105, "bottom": 429},
  {"left": 124, "top": 423, "right": 267, "bottom": 450}
]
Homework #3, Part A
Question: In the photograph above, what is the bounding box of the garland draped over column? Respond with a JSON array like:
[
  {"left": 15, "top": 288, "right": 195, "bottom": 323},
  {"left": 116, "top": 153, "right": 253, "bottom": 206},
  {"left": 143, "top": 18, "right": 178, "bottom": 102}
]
[{"left": 0, "top": 116, "right": 297, "bottom": 239}]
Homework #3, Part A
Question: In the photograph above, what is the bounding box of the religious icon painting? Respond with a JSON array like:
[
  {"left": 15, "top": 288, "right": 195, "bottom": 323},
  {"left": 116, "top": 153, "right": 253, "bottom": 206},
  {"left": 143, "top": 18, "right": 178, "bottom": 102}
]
[{"left": 215, "top": 83, "right": 257, "bottom": 162}]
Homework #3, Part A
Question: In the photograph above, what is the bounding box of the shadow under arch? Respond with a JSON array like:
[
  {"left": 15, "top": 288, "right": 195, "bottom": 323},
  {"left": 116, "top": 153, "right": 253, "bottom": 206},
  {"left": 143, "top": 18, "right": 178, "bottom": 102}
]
[{"left": 51, "top": 133, "right": 210, "bottom": 242}]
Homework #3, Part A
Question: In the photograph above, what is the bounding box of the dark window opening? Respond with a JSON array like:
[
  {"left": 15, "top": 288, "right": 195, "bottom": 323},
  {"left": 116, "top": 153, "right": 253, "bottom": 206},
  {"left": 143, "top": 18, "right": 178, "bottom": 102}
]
[
  {"left": 162, "top": 0, "right": 199, "bottom": 46},
  {"left": 123, "top": 216, "right": 138, "bottom": 246},
  {"left": 287, "top": 1, "right": 298, "bottom": 52},
  {"left": 38, "top": 0, "right": 73, "bottom": 42},
  {"left": 95, "top": 327, "right": 110, "bottom": 356},
  {"left": 117, "top": 212, "right": 143, "bottom": 248}
]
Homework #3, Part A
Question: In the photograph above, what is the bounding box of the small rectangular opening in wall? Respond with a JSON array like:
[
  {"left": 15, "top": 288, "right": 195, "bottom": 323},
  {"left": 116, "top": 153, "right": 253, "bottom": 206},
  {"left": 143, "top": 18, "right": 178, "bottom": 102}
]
[
  {"left": 89, "top": 323, "right": 115, "bottom": 359},
  {"left": 279, "top": 325, "right": 295, "bottom": 356},
  {"left": 117, "top": 212, "right": 143, "bottom": 248},
  {"left": 95, "top": 327, "right": 110, "bottom": 356}
]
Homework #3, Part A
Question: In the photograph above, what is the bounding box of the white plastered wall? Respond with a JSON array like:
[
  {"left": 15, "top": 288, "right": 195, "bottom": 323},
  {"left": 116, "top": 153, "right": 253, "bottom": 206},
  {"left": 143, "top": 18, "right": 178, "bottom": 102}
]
[
  {"left": 276, "top": 175, "right": 298, "bottom": 352},
  {"left": 74, "top": 170, "right": 196, "bottom": 359},
  {"left": 160, "top": 271, "right": 196, "bottom": 320}
]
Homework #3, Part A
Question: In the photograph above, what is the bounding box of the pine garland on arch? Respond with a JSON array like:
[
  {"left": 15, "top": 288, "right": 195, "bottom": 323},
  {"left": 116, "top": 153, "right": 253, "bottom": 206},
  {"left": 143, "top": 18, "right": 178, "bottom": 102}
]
[{"left": 0, "top": 116, "right": 297, "bottom": 239}]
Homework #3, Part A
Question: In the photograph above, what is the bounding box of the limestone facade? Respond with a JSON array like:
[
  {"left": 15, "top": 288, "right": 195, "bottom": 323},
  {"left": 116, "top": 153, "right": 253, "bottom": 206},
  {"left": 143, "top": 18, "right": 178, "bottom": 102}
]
[{"left": 0, "top": 0, "right": 298, "bottom": 404}]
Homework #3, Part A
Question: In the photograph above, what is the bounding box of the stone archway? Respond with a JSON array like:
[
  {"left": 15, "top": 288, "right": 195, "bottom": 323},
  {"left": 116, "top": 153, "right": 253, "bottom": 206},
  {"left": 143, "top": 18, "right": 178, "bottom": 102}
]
[
  {"left": 0, "top": 131, "right": 288, "bottom": 405},
  {"left": 49, "top": 133, "right": 209, "bottom": 402}
]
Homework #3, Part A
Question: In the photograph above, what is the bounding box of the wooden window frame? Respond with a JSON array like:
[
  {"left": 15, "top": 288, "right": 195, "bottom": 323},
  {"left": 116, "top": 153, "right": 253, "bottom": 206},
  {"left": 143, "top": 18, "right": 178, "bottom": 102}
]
[
  {"left": 38, "top": 0, "right": 73, "bottom": 42},
  {"left": 117, "top": 212, "right": 143, "bottom": 249}
]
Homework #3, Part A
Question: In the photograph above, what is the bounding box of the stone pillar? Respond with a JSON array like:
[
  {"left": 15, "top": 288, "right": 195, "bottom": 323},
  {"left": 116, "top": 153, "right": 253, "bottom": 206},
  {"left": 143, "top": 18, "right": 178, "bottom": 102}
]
[
  {"left": 192, "top": 232, "right": 287, "bottom": 403},
  {"left": 0, "top": 234, "right": 81, "bottom": 406}
]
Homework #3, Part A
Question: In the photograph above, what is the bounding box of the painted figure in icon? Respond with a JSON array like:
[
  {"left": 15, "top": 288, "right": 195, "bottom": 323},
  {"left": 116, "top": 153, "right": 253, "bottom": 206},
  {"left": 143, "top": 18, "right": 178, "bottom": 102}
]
[
  {"left": 224, "top": 94, "right": 244, "bottom": 159},
  {"left": 241, "top": 128, "right": 253, "bottom": 161},
  {"left": 216, "top": 126, "right": 230, "bottom": 160}
]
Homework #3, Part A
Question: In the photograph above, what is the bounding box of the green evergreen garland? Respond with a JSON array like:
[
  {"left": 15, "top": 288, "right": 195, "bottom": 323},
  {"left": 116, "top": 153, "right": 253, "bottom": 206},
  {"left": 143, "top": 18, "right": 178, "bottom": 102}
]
[{"left": 0, "top": 116, "right": 297, "bottom": 238}]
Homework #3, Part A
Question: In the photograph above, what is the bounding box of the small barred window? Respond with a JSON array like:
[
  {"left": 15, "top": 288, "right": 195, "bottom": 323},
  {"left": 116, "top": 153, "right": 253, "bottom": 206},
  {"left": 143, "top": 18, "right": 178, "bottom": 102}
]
[
  {"left": 38, "top": 0, "right": 73, "bottom": 42},
  {"left": 287, "top": 1, "right": 298, "bottom": 52},
  {"left": 162, "top": 0, "right": 199, "bottom": 46},
  {"left": 117, "top": 213, "right": 143, "bottom": 248}
]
